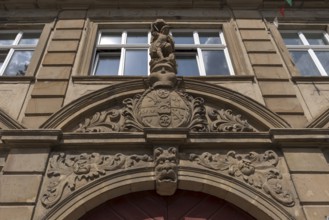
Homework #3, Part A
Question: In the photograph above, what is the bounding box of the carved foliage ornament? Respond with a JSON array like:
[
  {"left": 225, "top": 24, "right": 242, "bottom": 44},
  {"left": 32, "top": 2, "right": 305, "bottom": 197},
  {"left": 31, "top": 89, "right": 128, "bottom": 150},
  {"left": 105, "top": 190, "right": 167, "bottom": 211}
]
[
  {"left": 41, "top": 152, "right": 152, "bottom": 208},
  {"left": 75, "top": 88, "right": 255, "bottom": 133},
  {"left": 190, "top": 150, "right": 295, "bottom": 207}
]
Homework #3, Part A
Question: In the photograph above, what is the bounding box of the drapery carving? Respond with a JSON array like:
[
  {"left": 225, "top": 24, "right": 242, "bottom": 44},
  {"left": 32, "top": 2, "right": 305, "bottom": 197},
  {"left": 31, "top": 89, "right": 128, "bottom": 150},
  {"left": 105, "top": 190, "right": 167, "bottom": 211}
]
[
  {"left": 189, "top": 150, "right": 295, "bottom": 207},
  {"left": 41, "top": 152, "right": 152, "bottom": 208}
]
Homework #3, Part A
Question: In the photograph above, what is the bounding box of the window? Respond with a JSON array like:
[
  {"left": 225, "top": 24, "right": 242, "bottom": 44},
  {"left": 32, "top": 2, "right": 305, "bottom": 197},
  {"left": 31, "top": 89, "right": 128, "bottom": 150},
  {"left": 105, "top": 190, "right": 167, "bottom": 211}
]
[
  {"left": 92, "top": 29, "right": 234, "bottom": 76},
  {"left": 0, "top": 30, "right": 41, "bottom": 76},
  {"left": 281, "top": 30, "right": 329, "bottom": 76}
]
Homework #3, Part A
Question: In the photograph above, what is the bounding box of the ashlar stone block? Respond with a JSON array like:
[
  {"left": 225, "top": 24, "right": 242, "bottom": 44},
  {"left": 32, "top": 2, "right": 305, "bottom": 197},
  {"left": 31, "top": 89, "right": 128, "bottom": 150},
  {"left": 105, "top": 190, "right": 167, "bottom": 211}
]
[
  {"left": 283, "top": 148, "right": 329, "bottom": 172},
  {"left": 0, "top": 175, "right": 42, "bottom": 203},
  {"left": 0, "top": 206, "right": 33, "bottom": 220},
  {"left": 3, "top": 148, "right": 50, "bottom": 173}
]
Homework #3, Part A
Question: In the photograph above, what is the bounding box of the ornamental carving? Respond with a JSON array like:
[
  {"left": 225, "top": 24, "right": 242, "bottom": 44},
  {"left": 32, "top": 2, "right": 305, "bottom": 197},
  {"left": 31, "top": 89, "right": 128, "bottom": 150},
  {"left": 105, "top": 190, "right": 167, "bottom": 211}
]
[
  {"left": 75, "top": 88, "right": 255, "bottom": 132},
  {"left": 154, "top": 146, "right": 178, "bottom": 196},
  {"left": 41, "top": 152, "right": 152, "bottom": 208},
  {"left": 190, "top": 150, "right": 295, "bottom": 207}
]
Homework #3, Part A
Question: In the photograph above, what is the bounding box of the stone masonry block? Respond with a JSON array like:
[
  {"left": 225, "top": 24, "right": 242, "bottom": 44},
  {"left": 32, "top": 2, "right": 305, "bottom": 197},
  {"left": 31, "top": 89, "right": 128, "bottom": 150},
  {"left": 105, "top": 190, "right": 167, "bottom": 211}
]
[
  {"left": 236, "top": 19, "right": 265, "bottom": 29},
  {"left": 56, "top": 19, "right": 84, "bottom": 29},
  {"left": 249, "top": 53, "right": 282, "bottom": 65},
  {"left": 253, "top": 66, "right": 289, "bottom": 79},
  {"left": 4, "top": 148, "right": 50, "bottom": 173},
  {"left": 303, "top": 206, "right": 329, "bottom": 220},
  {"left": 43, "top": 52, "right": 75, "bottom": 66},
  {"left": 31, "top": 81, "right": 68, "bottom": 97},
  {"left": 0, "top": 175, "right": 42, "bottom": 203},
  {"left": 0, "top": 206, "right": 33, "bottom": 220},
  {"left": 58, "top": 10, "right": 86, "bottom": 19},
  {"left": 258, "top": 81, "right": 295, "bottom": 96},
  {"left": 22, "top": 116, "right": 49, "bottom": 129},
  {"left": 240, "top": 30, "right": 269, "bottom": 40},
  {"left": 279, "top": 114, "right": 308, "bottom": 128},
  {"left": 283, "top": 148, "right": 329, "bottom": 172},
  {"left": 37, "top": 66, "right": 71, "bottom": 79},
  {"left": 292, "top": 174, "right": 329, "bottom": 202},
  {"left": 25, "top": 97, "right": 63, "bottom": 115},
  {"left": 48, "top": 40, "right": 79, "bottom": 52},
  {"left": 244, "top": 41, "right": 276, "bottom": 52},
  {"left": 52, "top": 30, "right": 82, "bottom": 40},
  {"left": 264, "top": 97, "right": 304, "bottom": 113},
  {"left": 233, "top": 10, "right": 262, "bottom": 19}
]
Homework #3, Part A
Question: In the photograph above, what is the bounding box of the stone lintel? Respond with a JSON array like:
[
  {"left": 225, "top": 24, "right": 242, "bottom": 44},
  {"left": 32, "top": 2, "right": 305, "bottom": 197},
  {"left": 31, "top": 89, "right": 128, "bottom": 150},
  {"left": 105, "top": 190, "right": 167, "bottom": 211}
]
[{"left": 144, "top": 128, "right": 189, "bottom": 145}]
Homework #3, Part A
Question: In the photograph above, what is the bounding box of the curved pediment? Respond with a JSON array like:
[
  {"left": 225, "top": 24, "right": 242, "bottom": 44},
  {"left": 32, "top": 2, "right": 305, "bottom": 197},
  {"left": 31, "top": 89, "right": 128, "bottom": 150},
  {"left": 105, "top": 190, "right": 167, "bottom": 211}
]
[
  {"left": 0, "top": 109, "right": 25, "bottom": 129},
  {"left": 41, "top": 79, "right": 290, "bottom": 132}
]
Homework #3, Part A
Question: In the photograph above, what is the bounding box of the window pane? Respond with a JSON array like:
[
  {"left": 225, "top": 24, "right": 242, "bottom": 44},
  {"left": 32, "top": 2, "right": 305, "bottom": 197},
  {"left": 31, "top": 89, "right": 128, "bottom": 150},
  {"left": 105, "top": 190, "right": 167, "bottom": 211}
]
[
  {"left": 176, "top": 54, "right": 199, "bottom": 76},
  {"left": 124, "top": 50, "right": 148, "bottom": 76},
  {"left": 94, "top": 53, "right": 120, "bottom": 75},
  {"left": 202, "top": 50, "right": 229, "bottom": 75},
  {"left": 199, "top": 32, "right": 221, "bottom": 44},
  {"left": 0, "top": 33, "right": 17, "bottom": 46},
  {"left": 99, "top": 33, "right": 122, "bottom": 45},
  {"left": 281, "top": 33, "right": 303, "bottom": 45},
  {"left": 19, "top": 32, "right": 40, "bottom": 45},
  {"left": 315, "top": 51, "right": 329, "bottom": 73},
  {"left": 127, "top": 32, "right": 148, "bottom": 44},
  {"left": 290, "top": 51, "right": 321, "bottom": 76},
  {"left": 0, "top": 50, "right": 8, "bottom": 70},
  {"left": 172, "top": 32, "right": 194, "bottom": 44},
  {"left": 304, "top": 33, "right": 328, "bottom": 45},
  {"left": 3, "top": 50, "right": 33, "bottom": 76}
]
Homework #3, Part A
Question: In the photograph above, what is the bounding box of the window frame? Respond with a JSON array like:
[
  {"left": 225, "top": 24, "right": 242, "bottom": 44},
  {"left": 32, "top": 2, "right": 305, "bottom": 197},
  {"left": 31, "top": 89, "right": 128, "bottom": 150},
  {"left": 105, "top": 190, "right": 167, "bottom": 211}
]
[
  {"left": 0, "top": 22, "right": 53, "bottom": 78},
  {"left": 280, "top": 30, "right": 329, "bottom": 76}
]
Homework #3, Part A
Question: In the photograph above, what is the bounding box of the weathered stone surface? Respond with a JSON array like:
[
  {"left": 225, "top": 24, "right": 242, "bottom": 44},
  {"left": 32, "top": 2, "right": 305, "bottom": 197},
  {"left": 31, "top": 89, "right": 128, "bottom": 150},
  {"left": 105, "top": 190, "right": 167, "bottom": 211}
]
[
  {"left": 264, "top": 97, "right": 304, "bottom": 113},
  {"left": 259, "top": 81, "right": 295, "bottom": 96},
  {"left": 31, "top": 81, "right": 68, "bottom": 97},
  {"left": 297, "top": 83, "right": 329, "bottom": 119},
  {"left": 253, "top": 66, "right": 289, "bottom": 79},
  {"left": 240, "top": 30, "right": 269, "bottom": 40},
  {"left": 303, "top": 206, "right": 329, "bottom": 220},
  {"left": 236, "top": 19, "right": 265, "bottom": 29},
  {"left": 58, "top": 10, "right": 86, "bottom": 19},
  {"left": 0, "top": 206, "right": 33, "bottom": 220},
  {"left": 43, "top": 53, "right": 76, "bottom": 66},
  {"left": 249, "top": 53, "right": 282, "bottom": 65},
  {"left": 25, "top": 98, "right": 63, "bottom": 115},
  {"left": 244, "top": 41, "right": 276, "bottom": 52},
  {"left": 22, "top": 116, "right": 49, "bottom": 128},
  {"left": 233, "top": 10, "right": 262, "bottom": 19},
  {"left": 56, "top": 19, "right": 85, "bottom": 29},
  {"left": 277, "top": 114, "right": 308, "bottom": 128},
  {"left": 48, "top": 40, "right": 79, "bottom": 52},
  {"left": 3, "top": 148, "right": 50, "bottom": 173},
  {"left": 37, "top": 66, "right": 72, "bottom": 80},
  {"left": 0, "top": 84, "right": 29, "bottom": 120},
  {"left": 283, "top": 148, "right": 329, "bottom": 172},
  {"left": 52, "top": 30, "right": 82, "bottom": 40},
  {"left": 292, "top": 174, "right": 329, "bottom": 202},
  {"left": 0, "top": 175, "right": 42, "bottom": 203}
]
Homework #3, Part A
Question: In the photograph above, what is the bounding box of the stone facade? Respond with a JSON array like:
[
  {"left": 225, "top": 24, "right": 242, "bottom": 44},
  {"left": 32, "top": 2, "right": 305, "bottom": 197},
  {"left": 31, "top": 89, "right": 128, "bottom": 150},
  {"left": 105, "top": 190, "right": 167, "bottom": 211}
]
[{"left": 0, "top": 1, "right": 329, "bottom": 219}]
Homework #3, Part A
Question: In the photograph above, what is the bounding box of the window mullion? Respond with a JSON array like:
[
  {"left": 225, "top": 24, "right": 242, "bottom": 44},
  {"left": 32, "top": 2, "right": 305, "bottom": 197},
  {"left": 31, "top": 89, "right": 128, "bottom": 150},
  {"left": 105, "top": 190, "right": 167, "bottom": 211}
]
[
  {"left": 118, "top": 48, "right": 125, "bottom": 75},
  {"left": 308, "top": 49, "right": 328, "bottom": 76},
  {"left": 0, "top": 49, "right": 15, "bottom": 75},
  {"left": 13, "top": 32, "right": 23, "bottom": 45},
  {"left": 197, "top": 48, "right": 206, "bottom": 76},
  {"left": 299, "top": 32, "right": 309, "bottom": 45}
]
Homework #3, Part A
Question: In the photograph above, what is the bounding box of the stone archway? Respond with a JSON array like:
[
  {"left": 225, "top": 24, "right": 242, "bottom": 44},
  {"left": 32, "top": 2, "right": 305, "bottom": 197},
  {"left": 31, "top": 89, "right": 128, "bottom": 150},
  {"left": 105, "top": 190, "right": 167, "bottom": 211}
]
[{"left": 79, "top": 190, "right": 256, "bottom": 220}]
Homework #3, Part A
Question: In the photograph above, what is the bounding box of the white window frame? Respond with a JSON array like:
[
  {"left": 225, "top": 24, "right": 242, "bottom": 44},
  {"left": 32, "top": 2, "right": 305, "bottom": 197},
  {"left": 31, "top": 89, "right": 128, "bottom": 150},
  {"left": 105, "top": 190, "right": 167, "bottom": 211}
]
[
  {"left": 281, "top": 30, "right": 329, "bottom": 76},
  {"left": 92, "top": 29, "right": 151, "bottom": 76},
  {"left": 92, "top": 29, "right": 234, "bottom": 76},
  {"left": 0, "top": 30, "right": 41, "bottom": 76}
]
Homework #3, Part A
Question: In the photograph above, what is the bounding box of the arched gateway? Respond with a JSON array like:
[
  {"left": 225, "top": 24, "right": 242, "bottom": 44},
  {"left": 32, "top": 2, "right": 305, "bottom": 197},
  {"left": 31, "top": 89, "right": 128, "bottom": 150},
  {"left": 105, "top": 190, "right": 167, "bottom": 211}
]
[{"left": 31, "top": 19, "right": 303, "bottom": 220}]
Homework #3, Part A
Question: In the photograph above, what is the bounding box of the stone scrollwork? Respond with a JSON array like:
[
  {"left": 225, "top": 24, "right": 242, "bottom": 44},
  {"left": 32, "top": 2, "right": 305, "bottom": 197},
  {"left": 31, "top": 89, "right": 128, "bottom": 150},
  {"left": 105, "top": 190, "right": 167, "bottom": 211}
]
[
  {"left": 41, "top": 152, "right": 152, "bottom": 209},
  {"left": 154, "top": 146, "right": 178, "bottom": 196},
  {"left": 190, "top": 150, "right": 295, "bottom": 207}
]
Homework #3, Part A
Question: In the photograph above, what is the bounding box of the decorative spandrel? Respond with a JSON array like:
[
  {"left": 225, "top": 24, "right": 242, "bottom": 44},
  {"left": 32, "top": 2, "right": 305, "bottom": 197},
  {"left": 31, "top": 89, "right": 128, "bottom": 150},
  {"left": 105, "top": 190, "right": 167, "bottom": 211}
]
[{"left": 74, "top": 19, "right": 256, "bottom": 133}]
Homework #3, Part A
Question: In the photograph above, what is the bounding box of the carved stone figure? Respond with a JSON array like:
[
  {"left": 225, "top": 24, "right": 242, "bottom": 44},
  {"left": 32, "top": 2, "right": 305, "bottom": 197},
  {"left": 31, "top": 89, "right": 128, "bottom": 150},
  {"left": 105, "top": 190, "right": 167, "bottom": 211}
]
[
  {"left": 149, "top": 19, "right": 177, "bottom": 88},
  {"left": 154, "top": 146, "right": 178, "bottom": 196},
  {"left": 190, "top": 150, "right": 295, "bottom": 207}
]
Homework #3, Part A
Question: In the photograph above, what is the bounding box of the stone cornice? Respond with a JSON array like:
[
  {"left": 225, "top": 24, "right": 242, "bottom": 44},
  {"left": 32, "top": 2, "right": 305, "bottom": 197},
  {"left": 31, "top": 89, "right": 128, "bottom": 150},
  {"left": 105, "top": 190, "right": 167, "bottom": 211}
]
[{"left": 1, "top": 128, "right": 329, "bottom": 148}]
